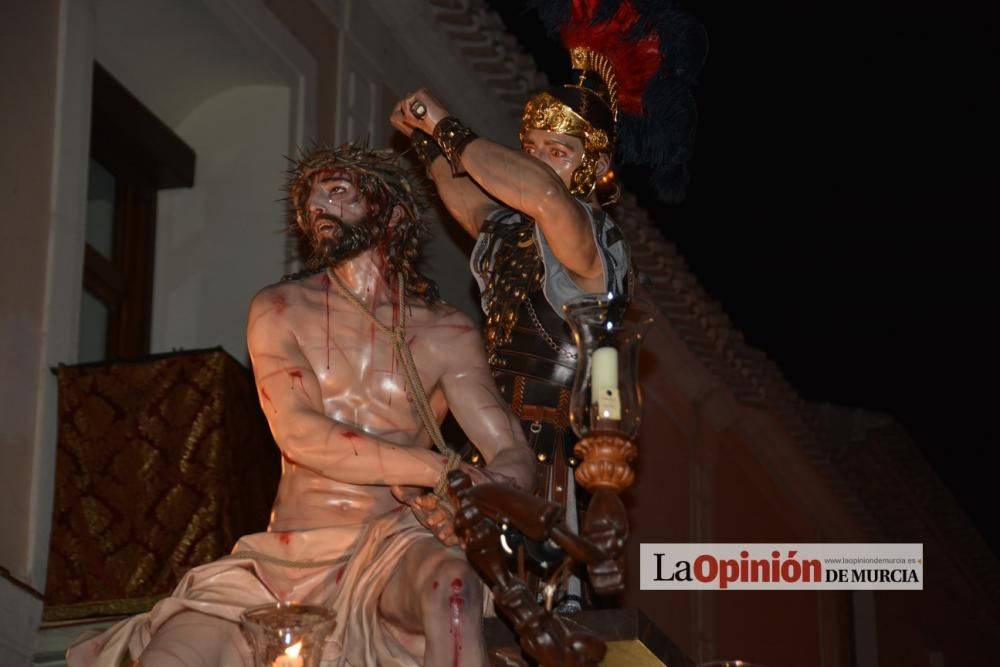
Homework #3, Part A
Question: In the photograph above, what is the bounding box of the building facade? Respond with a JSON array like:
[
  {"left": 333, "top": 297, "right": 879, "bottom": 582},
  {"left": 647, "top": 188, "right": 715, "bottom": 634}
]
[{"left": 1, "top": 1, "right": 996, "bottom": 665}]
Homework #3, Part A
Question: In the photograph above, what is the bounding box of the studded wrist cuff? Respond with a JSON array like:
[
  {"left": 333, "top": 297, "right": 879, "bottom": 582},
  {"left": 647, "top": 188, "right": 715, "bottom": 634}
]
[
  {"left": 410, "top": 130, "right": 442, "bottom": 171},
  {"left": 432, "top": 116, "right": 478, "bottom": 177}
]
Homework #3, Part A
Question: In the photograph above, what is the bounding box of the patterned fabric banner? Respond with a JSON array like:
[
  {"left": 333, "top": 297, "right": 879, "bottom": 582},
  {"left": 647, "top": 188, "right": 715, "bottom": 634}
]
[{"left": 44, "top": 348, "right": 280, "bottom": 621}]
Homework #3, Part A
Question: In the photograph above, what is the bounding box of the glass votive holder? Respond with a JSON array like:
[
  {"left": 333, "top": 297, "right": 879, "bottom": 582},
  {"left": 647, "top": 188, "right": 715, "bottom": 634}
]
[{"left": 240, "top": 602, "right": 336, "bottom": 667}]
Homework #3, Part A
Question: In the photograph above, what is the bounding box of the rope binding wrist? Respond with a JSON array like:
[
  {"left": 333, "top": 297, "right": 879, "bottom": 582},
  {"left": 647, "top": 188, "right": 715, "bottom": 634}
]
[
  {"left": 327, "top": 269, "right": 463, "bottom": 507},
  {"left": 433, "top": 451, "right": 463, "bottom": 502}
]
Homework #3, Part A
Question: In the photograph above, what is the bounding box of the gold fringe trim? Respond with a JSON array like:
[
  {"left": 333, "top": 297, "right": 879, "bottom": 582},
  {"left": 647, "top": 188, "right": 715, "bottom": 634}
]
[{"left": 42, "top": 595, "right": 167, "bottom": 623}]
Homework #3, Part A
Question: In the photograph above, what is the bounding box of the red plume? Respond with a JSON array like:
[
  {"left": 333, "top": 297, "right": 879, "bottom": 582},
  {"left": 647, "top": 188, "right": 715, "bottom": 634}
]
[{"left": 561, "top": 0, "right": 662, "bottom": 114}]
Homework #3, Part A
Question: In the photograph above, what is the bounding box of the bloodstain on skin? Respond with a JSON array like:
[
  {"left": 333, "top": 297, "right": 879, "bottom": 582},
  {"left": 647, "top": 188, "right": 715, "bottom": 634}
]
[
  {"left": 343, "top": 430, "right": 361, "bottom": 456},
  {"left": 260, "top": 385, "right": 277, "bottom": 413},
  {"left": 449, "top": 578, "right": 464, "bottom": 667},
  {"left": 369, "top": 270, "right": 384, "bottom": 365},
  {"left": 336, "top": 567, "right": 345, "bottom": 584},
  {"left": 321, "top": 272, "right": 332, "bottom": 369},
  {"left": 271, "top": 292, "right": 287, "bottom": 315},
  {"left": 288, "top": 369, "right": 311, "bottom": 401},
  {"left": 278, "top": 532, "right": 292, "bottom": 545},
  {"left": 432, "top": 580, "right": 439, "bottom": 590},
  {"left": 389, "top": 282, "right": 401, "bottom": 390}
]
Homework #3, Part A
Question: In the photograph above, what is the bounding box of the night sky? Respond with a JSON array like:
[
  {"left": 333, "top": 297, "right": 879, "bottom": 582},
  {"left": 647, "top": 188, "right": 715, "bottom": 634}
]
[{"left": 488, "top": 1, "right": 998, "bottom": 553}]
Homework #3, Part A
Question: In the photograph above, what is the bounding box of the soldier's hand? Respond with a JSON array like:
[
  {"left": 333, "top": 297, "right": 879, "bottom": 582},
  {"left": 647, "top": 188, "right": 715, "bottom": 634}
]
[
  {"left": 389, "top": 102, "right": 414, "bottom": 137},
  {"left": 397, "top": 88, "right": 450, "bottom": 135}
]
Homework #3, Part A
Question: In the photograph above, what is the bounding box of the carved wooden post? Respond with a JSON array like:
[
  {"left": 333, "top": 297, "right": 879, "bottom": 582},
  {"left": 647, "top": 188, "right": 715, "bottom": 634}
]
[
  {"left": 573, "top": 435, "right": 636, "bottom": 594},
  {"left": 449, "top": 471, "right": 607, "bottom": 666}
]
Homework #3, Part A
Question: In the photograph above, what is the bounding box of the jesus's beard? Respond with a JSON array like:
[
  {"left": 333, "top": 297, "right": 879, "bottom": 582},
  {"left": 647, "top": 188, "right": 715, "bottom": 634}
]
[{"left": 312, "top": 214, "right": 379, "bottom": 267}]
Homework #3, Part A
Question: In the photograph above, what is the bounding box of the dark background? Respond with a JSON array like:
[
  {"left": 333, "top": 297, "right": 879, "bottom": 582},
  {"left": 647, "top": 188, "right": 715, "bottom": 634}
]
[{"left": 488, "top": 0, "right": 998, "bottom": 554}]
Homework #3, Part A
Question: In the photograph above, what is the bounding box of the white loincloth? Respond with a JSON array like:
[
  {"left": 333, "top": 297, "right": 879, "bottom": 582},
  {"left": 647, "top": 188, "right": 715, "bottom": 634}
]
[{"left": 66, "top": 507, "right": 432, "bottom": 667}]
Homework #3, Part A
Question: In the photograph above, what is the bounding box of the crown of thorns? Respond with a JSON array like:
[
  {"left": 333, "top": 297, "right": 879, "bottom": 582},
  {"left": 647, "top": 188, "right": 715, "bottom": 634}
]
[{"left": 285, "top": 141, "right": 427, "bottom": 235}]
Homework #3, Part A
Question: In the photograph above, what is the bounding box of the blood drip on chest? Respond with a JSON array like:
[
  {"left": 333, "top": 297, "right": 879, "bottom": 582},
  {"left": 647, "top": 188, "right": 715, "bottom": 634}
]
[
  {"left": 343, "top": 430, "right": 361, "bottom": 456},
  {"left": 321, "top": 272, "right": 332, "bottom": 369}
]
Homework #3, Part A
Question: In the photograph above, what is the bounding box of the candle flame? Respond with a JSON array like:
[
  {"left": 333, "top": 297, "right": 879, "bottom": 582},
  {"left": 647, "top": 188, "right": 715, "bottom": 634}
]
[{"left": 286, "top": 641, "right": 302, "bottom": 658}]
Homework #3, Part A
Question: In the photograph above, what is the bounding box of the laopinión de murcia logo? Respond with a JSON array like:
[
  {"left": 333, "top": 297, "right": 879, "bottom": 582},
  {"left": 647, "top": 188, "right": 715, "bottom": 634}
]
[{"left": 640, "top": 543, "right": 923, "bottom": 590}]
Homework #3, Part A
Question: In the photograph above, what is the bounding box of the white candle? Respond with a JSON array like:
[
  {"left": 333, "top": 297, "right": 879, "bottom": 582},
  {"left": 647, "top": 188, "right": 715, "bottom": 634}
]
[
  {"left": 273, "top": 642, "right": 304, "bottom": 667},
  {"left": 592, "top": 347, "right": 619, "bottom": 393},
  {"left": 591, "top": 347, "right": 621, "bottom": 420}
]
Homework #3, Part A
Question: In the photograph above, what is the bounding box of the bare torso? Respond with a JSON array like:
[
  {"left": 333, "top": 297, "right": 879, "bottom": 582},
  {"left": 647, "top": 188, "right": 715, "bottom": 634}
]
[
  {"left": 78, "top": 152, "right": 535, "bottom": 667},
  {"left": 248, "top": 267, "right": 475, "bottom": 532}
]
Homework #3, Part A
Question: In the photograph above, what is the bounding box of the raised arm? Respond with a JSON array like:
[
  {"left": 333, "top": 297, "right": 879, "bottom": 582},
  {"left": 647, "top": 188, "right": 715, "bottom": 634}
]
[
  {"left": 247, "top": 286, "right": 446, "bottom": 488},
  {"left": 390, "top": 108, "right": 496, "bottom": 238},
  {"left": 458, "top": 140, "right": 603, "bottom": 285},
  {"left": 396, "top": 89, "right": 604, "bottom": 291}
]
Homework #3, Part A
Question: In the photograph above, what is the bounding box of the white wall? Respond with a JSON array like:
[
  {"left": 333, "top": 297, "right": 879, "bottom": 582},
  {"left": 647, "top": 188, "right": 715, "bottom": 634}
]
[
  {"left": 1, "top": 1, "right": 89, "bottom": 663},
  {"left": 312, "top": 0, "right": 526, "bottom": 319},
  {"left": 319, "top": 0, "right": 520, "bottom": 143},
  {"left": 0, "top": 2, "right": 315, "bottom": 664},
  {"left": 151, "top": 85, "right": 291, "bottom": 361},
  {"left": 0, "top": 0, "right": 62, "bottom": 583},
  {"left": 91, "top": 0, "right": 308, "bottom": 361}
]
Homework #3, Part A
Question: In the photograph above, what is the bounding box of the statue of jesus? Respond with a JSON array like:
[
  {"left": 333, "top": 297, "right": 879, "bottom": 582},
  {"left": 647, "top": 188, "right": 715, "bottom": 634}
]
[{"left": 67, "top": 143, "right": 534, "bottom": 667}]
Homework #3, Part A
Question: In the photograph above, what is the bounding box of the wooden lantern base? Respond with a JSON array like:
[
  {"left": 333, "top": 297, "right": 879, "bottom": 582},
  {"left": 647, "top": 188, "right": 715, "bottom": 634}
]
[{"left": 573, "top": 433, "right": 638, "bottom": 493}]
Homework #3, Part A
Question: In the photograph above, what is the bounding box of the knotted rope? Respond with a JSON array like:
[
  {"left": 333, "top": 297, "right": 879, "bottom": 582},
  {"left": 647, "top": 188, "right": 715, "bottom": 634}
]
[{"left": 327, "top": 269, "right": 461, "bottom": 499}]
